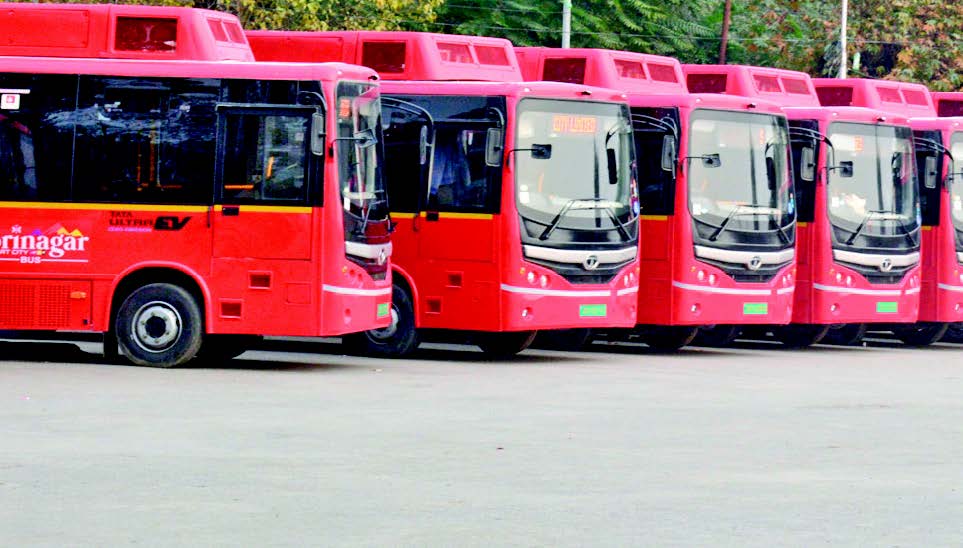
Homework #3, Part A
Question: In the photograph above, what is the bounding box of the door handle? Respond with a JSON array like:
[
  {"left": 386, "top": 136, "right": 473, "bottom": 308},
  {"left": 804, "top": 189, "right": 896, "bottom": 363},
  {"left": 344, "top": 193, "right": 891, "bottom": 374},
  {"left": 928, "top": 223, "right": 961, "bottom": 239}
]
[
  {"left": 222, "top": 206, "right": 240, "bottom": 216},
  {"left": 425, "top": 211, "right": 439, "bottom": 222}
]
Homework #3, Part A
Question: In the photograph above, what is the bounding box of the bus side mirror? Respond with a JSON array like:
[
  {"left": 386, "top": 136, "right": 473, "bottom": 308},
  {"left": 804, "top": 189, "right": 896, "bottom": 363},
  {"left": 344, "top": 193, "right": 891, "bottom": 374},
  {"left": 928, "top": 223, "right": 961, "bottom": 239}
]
[
  {"left": 800, "top": 146, "right": 815, "bottom": 182},
  {"left": 485, "top": 127, "right": 503, "bottom": 167},
  {"left": 311, "top": 112, "right": 326, "bottom": 156},
  {"left": 837, "top": 161, "right": 853, "bottom": 178},
  {"left": 766, "top": 156, "right": 777, "bottom": 190},
  {"left": 607, "top": 148, "right": 618, "bottom": 185},
  {"left": 661, "top": 135, "right": 677, "bottom": 172},
  {"left": 530, "top": 143, "right": 553, "bottom": 160},
  {"left": 419, "top": 125, "right": 429, "bottom": 166},
  {"left": 924, "top": 155, "right": 939, "bottom": 189},
  {"left": 702, "top": 153, "right": 721, "bottom": 168}
]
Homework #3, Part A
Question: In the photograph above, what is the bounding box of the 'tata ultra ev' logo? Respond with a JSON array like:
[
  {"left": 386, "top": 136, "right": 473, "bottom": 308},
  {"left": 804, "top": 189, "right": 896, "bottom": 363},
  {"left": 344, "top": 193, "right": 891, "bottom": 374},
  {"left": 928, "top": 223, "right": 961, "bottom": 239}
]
[{"left": 0, "top": 224, "right": 90, "bottom": 264}]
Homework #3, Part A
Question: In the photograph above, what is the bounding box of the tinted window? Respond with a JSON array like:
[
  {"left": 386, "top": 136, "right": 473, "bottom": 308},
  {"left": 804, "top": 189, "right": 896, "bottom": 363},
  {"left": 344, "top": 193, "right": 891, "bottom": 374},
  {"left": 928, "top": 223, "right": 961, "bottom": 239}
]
[
  {"left": 0, "top": 73, "right": 74, "bottom": 201},
  {"left": 381, "top": 100, "right": 430, "bottom": 213},
  {"left": 218, "top": 108, "right": 311, "bottom": 204},
  {"left": 72, "top": 76, "right": 218, "bottom": 204},
  {"left": 385, "top": 94, "right": 505, "bottom": 213},
  {"left": 543, "top": 58, "right": 586, "bottom": 85},
  {"left": 632, "top": 106, "right": 678, "bottom": 215},
  {"left": 914, "top": 129, "right": 942, "bottom": 227},
  {"left": 789, "top": 119, "right": 819, "bottom": 223}
]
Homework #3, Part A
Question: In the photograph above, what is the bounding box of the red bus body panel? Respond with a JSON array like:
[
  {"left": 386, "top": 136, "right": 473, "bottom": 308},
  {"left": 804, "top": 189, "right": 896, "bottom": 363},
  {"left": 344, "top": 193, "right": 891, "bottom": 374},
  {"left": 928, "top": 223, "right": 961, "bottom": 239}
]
[
  {"left": 0, "top": 2, "right": 252, "bottom": 61},
  {"left": 247, "top": 32, "right": 641, "bottom": 332},
  {"left": 516, "top": 49, "right": 796, "bottom": 327},
  {"left": 0, "top": 53, "right": 391, "bottom": 336}
]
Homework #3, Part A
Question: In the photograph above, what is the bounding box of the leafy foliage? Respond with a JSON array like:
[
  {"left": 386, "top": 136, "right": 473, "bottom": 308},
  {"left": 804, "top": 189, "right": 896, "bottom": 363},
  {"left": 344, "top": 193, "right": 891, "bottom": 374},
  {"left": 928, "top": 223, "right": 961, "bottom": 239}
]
[{"left": 438, "top": 0, "right": 714, "bottom": 60}]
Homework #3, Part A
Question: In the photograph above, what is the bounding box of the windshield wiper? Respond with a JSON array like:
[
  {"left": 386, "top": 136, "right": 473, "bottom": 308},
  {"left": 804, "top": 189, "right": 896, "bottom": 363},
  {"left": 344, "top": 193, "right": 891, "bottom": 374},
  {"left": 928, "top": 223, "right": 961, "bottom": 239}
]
[
  {"left": 538, "top": 198, "right": 631, "bottom": 242},
  {"left": 708, "top": 204, "right": 782, "bottom": 242},
  {"left": 845, "top": 209, "right": 913, "bottom": 246}
]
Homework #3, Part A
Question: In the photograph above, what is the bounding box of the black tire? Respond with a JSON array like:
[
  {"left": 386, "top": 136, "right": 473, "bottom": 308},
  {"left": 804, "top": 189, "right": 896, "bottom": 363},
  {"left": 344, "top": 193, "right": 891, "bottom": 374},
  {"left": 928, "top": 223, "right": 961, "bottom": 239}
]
[
  {"left": 115, "top": 283, "right": 203, "bottom": 368},
  {"left": 641, "top": 326, "right": 699, "bottom": 351},
  {"left": 692, "top": 325, "right": 741, "bottom": 347},
  {"left": 772, "top": 324, "right": 830, "bottom": 348},
  {"left": 941, "top": 323, "right": 963, "bottom": 343},
  {"left": 893, "top": 322, "right": 949, "bottom": 346},
  {"left": 343, "top": 285, "right": 419, "bottom": 358},
  {"left": 194, "top": 334, "right": 262, "bottom": 364},
  {"left": 823, "top": 323, "right": 867, "bottom": 346},
  {"left": 475, "top": 330, "right": 537, "bottom": 358},
  {"left": 532, "top": 328, "right": 593, "bottom": 351}
]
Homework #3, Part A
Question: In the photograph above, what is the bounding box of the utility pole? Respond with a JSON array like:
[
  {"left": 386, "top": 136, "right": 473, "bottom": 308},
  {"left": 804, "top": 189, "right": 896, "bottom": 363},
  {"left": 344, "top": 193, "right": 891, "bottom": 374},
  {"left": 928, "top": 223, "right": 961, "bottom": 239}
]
[
  {"left": 562, "top": 0, "right": 572, "bottom": 48},
  {"left": 719, "top": 0, "right": 733, "bottom": 64},
  {"left": 838, "top": 0, "right": 848, "bottom": 78}
]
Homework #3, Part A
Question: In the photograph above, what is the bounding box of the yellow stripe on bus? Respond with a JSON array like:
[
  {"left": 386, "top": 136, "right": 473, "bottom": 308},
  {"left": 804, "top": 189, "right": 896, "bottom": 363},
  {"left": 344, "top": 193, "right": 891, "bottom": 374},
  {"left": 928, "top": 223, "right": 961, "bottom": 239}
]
[
  {"left": 0, "top": 202, "right": 208, "bottom": 212},
  {"left": 213, "top": 205, "right": 313, "bottom": 214},
  {"left": 420, "top": 212, "right": 494, "bottom": 220},
  {"left": 639, "top": 215, "right": 669, "bottom": 221},
  {"left": 390, "top": 212, "right": 417, "bottom": 219},
  {"left": 796, "top": 222, "right": 808, "bottom": 227}
]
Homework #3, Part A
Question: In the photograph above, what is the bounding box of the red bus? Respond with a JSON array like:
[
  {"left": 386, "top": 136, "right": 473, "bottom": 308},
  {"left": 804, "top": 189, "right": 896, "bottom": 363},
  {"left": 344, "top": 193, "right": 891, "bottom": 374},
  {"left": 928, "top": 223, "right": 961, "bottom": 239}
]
[
  {"left": 0, "top": 4, "right": 393, "bottom": 367},
  {"left": 682, "top": 66, "right": 922, "bottom": 346},
  {"left": 810, "top": 78, "right": 933, "bottom": 344},
  {"left": 248, "top": 31, "right": 642, "bottom": 357},
  {"left": 516, "top": 48, "right": 797, "bottom": 350}
]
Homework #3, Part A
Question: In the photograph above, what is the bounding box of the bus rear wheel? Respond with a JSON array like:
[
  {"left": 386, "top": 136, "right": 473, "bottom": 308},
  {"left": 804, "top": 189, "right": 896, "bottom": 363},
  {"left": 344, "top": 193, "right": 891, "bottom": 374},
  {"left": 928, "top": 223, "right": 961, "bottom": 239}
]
[
  {"left": 532, "top": 328, "right": 593, "bottom": 351},
  {"left": 115, "top": 283, "right": 203, "bottom": 368},
  {"left": 772, "top": 324, "right": 830, "bottom": 348},
  {"left": 475, "top": 331, "right": 537, "bottom": 358},
  {"left": 823, "top": 323, "right": 867, "bottom": 346},
  {"left": 344, "top": 285, "right": 419, "bottom": 358},
  {"left": 893, "top": 322, "right": 948, "bottom": 346},
  {"left": 941, "top": 323, "right": 963, "bottom": 343},
  {"left": 641, "top": 326, "right": 698, "bottom": 351},
  {"left": 693, "top": 325, "right": 741, "bottom": 347}
]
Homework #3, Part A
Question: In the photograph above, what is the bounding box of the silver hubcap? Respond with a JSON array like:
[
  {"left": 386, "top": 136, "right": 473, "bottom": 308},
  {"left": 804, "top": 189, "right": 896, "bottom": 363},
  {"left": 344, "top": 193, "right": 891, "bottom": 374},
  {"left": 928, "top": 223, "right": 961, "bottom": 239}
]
[
  {"left": 367, "top": 306, "right": 400, "bottom": 342},
  {"left": 131, "top": 301, "right": 182, "bottom": 353}
]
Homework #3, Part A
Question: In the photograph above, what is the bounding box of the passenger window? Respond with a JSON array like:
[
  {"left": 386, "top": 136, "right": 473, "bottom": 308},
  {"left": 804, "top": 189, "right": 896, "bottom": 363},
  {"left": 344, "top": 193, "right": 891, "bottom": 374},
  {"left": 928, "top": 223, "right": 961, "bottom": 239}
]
[
  {"left": 72, "top": 76, "right": 217, "bottom": 204},
  {"left": 428, "top": 127, "right": 493, "bottom": 211},
  {"left": 218, "top": 109, "right": 310, "bottom": 204},
  {"left": 382, "top": 102, "right": 430, "bottom": 213}
]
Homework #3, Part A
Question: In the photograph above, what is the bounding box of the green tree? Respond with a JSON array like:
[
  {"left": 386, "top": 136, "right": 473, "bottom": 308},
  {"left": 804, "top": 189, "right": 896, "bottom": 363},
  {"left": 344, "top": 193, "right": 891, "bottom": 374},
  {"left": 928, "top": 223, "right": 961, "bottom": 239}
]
[{"left": 438, "top": 0, "right": 714, "bottom": 59}]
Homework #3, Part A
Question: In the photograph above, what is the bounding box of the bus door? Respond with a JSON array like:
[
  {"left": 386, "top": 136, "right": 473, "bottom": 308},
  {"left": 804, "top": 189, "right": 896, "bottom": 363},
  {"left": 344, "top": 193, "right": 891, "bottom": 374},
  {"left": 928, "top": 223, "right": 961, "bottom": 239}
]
[
  {"left": 380, "top": 98, "right": 433, "bottom": 268},
  {"left": 211, "top": 105, "right": 319, "bottom": 333},
  {"left": 415, "top": 120, "right": 502, "bottom": 329}
]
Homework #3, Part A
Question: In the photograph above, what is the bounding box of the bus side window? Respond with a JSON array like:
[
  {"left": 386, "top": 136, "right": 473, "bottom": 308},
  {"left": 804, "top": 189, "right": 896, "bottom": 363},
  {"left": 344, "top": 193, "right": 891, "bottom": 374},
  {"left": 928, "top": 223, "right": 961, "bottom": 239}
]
[
  {"left": 789, "top": 121, "right": 818, "bottom": 223},
  {"left": 218, "top": 109, "right": 310, "bottom": 205},
  {"left": 428, "top": 127, "right": 493, "bottom": 212},
  {"left": 0, "top": 74, "right": 73, "bottom": 202},
  {"left": 382, "top": 104, "right": 427, "bottom": 213},
  {"left": 632, "top": 107, "right": 678, "bottom": 216}
]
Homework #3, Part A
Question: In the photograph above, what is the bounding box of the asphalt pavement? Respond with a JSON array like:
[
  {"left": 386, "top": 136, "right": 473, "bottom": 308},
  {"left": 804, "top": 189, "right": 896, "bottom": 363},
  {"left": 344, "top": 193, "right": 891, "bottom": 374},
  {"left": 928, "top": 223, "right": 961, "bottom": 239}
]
[{"left": 1, "top": 337, "right": 962, "bottom": 546}]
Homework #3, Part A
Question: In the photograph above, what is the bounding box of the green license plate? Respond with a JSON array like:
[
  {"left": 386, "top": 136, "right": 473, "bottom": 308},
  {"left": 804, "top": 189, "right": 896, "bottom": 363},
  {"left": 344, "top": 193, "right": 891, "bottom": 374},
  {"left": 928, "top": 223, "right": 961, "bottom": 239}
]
[
  {"left": 579, "top": 304, "right": 607, "bottom": 318},
  {"left": 377, "top": 302, "right": 390, "bottom": 317},
  {"left": 876, "top": 301, "right": 898, "bottom": 313},
  {"left": 743, "top": 303, "right": 768, "bottom": 315}
]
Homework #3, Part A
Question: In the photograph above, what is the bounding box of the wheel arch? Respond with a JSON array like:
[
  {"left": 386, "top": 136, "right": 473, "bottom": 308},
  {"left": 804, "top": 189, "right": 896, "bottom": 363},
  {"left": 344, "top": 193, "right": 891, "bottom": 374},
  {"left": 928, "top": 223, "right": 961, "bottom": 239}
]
[{"left": 106, "top": 263, "right": 211, "bottom": 335}]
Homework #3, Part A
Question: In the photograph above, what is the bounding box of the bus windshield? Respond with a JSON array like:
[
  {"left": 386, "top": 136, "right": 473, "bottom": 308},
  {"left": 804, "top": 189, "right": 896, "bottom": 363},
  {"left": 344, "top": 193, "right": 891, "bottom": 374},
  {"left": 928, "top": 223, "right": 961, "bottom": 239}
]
[
  {"left": 950, "top": 132, "right": 963, "bottom": 242},
  {"left": 826, "top": 122, "right": 918, "bottom": 247},
  {"left": 336, "top": 81, "right": 389, "bottom": 231},
  {"left": 688, "top": 110, "right": 794, "bottom": 237},
  {"left": 515, "top": 99, "right": 637, "bottom": 236}
]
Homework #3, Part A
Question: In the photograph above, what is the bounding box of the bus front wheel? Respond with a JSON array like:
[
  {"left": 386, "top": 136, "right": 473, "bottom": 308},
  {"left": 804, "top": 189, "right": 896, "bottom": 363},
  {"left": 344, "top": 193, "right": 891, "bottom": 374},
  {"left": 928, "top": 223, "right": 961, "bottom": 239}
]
[
  {"left": 893, "top": 322, "right": 948, "bottom": 346},
  {"left": 475, "top": 331, "right": 537, "bottom": 358},
  {"left": 344, "top": 285, "right": 419, "bottom": 358},
  {"left": 641, "top": 326, "right": 699, "bottom": 351},
  {"left": 823, "top": 323, "right": 867, "bottom": 346},
  {"left": 115, "top": 283, "right": 203, "bottom": 368}
]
